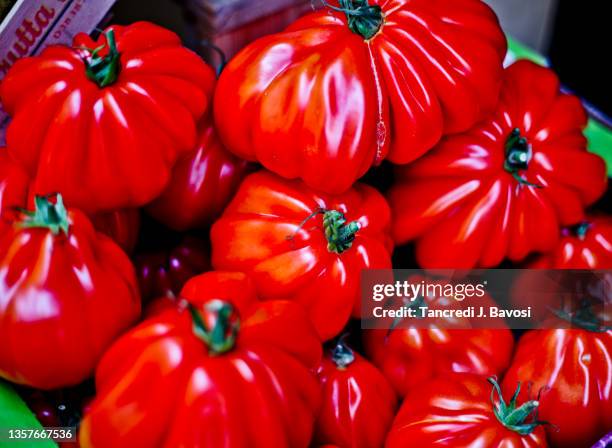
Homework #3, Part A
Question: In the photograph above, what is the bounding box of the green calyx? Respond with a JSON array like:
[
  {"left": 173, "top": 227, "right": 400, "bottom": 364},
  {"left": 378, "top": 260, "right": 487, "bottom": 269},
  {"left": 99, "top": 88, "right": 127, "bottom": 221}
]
[
  {"left": 18, "top": 195, "right": 70, "bottom": 236},
  {"left": 504, "top": 128, "right": 542, "bottom": 188},
  {"left": 488, "top": 377, "right": 547, "bottom": 435},
  {"left": 487, "top": 377, "right": 547, "bottom": 436},
  {"left": 573, "top": 221, "right": 591, "bottom": 240},
  {"left": 322, "top": 0, "right": 384, "bottom": 40},
  {"left": 331, "top": 335, "right": 355, "bottom": 369},
  {"left": 84, "top": 29, "right": 121, "bottom": 88},
  {"left": 189, "top": 300, "right": 240, "bottom": 355},
  {"left": 287, "top": 208, "right": 361, "bottom": 254},
  {"left": 323, "top": 210, "right": 360, "bottom": 254}
]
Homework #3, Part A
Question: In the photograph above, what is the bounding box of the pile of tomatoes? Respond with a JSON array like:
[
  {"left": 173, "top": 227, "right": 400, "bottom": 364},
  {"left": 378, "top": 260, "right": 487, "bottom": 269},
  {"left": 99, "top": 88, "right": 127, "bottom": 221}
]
[{"left": 0, "top": 1, "right": 610, "bottom": 447}]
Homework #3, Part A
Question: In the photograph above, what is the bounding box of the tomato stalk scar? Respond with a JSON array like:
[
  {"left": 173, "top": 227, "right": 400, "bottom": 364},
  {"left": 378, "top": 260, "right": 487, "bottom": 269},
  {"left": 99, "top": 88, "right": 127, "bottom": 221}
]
[
  {"left": 84, "top": 29, "right": 121, "bottom": 88},
  {"left": 18, "top": 194, "right": 70, "bottom": 236}
]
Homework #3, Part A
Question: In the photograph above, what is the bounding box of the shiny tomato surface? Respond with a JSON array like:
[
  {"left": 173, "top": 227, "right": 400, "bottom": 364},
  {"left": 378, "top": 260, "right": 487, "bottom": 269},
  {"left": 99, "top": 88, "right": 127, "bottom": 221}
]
[
  {"left": 386, "top": 374, "right": 548, "bottom": 447},
  {"left": 215, "top": 0, "right": 506, "bottom": 193},
  {"left": 315, "top": 339, "right": 397, "bottom": 448},
  {"left": 0, "top": 22, "right": 215, "bottom": 214},
  {"left": 502, "top": 329, "right": 612, "bottom": 448},
  {"left": 0, "top": 149, "right": 140, "bottom": 253},
  {"left": 0, "top": 196, "right": 140, "bottom": 389},
  {"left": 147, "top": 120, "right": 251, "bottom": 231},
  {"left": 211, "top": 171, "right": 393, "bottom": 340},
  {"left": 528, "top": 215, "right": 612, "bottom": 268},
  {"left": 363, "top": 278, "right": 513, "bottom": 398},
  {"left": 389, "top": 60, "right": 607, "bottom": 268},
  {"left": 79, "top": 271, "right": 322, "bottom": 448}
]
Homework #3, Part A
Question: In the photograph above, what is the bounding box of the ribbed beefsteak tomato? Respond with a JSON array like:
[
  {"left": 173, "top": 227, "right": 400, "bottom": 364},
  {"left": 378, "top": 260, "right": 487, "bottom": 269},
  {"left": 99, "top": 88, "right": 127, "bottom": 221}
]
[
  {"left": 79, "top": 271, "right": 322, "bottom": 448},
  {"left": 314, "top": 337, "right": 397, "bottom": 448},
  {"left": 0, "top": 196, "right": 140, "bottom": 389},
  {"left": 502, "top": 329, "right": 612, "bottom": 448},
  {"left": 0, "top": 22, "right": 215, "bottom": 214},
  {"left": 389, "top": 60, "right": 607, "bottom": 268},
  {"left": 214, "top": 0, "right": 506, "bottom": 194},
  {"left": 527, "top": 215, "right": 612, "bottom": 268},
  {"left": 386, "top": 374, "right": 548, "bottom": 447},
  {"left": 210, "top": 171, "right": 393, "bottom": 340},
  {"left": 0, "top": 149, "right": 140, "bottom": 253},
  {"left": 147, "top": 120, "right": 251, "bottom": 231},
  {"left": 363, "top": 277, "right": 513, "bottom": 398}
]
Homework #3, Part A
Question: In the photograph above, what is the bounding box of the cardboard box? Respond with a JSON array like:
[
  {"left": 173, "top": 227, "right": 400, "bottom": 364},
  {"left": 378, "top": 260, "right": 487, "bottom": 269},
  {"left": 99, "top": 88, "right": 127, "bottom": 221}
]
[{"left": 186, "top": 0, "right": 314, "bottom": 64}]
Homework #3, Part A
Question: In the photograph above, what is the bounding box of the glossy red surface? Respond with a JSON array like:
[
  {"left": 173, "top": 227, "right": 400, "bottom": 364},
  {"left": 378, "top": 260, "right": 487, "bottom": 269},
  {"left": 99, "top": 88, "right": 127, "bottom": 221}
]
[
  {"left": 0, "top": 149, "right": 140, "bottom": 253},
  {"left": 389, "top": 61, "right": 608, "bottom": 268},
  {"left": 502, "top": 329, "right": 612, "bottom": 448},
  {"left": 0, "top": 22, "right": 215, "bottom": 214},
  {"left": 315, "top": 343, "right": 397, "bottom": 448},
  {"left": 363, "top": 279, "right": 514, "bottom": 398},
  {"left": 386, "top": 374, "right": 548, "bottom": 447},
  {"left": 210, "top": 171, "right": 393, "bottom": 340},
  {"left": 0, "top": 204, "right": 141, "bottom": 389},
  {"left": 214, "top": 0, "right": 506, "bottom": 194},
  {"left": 528, "top": 215, "right": 612, "bottom": 268},
  {"left": 147, "top": 120, "right": 251, "bottom": 231},
  {"left": 79, "top": 272, "right": 322, "bottom": 448}
]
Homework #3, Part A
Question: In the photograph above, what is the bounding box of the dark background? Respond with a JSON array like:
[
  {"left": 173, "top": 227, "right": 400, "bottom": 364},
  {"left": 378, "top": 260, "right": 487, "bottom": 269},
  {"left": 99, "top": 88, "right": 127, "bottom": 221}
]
[{"left": 548, "top": 1, "right": 610, "bottom": 117}]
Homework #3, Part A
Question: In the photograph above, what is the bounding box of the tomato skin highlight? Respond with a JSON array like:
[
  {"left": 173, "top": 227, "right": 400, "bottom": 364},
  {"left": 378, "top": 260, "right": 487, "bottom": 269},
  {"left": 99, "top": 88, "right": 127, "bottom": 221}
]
[
  {"left": 0, "top": 149, "right": 140, "bottom": 253},
  {"left": 0, "top": 22, "right": 216, "bottom": 214},
  {"left": 210, "top": 171, "right": 393, "bottom": 341},
  {"left": 214, "top": 0, "right": 506, "bottom": 194},
  {"left": 502, "top": 329, "right": 612, "bottom": 448},
  {"left": 0, "top": 198, "right": 141, "bottom": 390},
  {"left": 79, "top": 271, "right": 322, "bottom": 448},
  {"left": 527, "top": 215, "right": 612, "bottom": 268},
  {"left": 147, "top": 120, "right": 251, "bottom": 232},
  {"left": 363, "top": 277, "right": 513, "bottom": 398},
  {"left": 386, "top": 374, "right": 548, "bottom": 448},
  {"left": 314, "top": 340, "right": 397, "bottom": 448},
  {"left": 389, "top": 60, "right": 608, "bottom": 268}
]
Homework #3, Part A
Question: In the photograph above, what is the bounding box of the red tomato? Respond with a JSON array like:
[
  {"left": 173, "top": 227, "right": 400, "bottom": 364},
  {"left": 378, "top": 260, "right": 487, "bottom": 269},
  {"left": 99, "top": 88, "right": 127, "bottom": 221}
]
[
  {"left": 502, "top": 329, "right": 612, "bottom": 448},
  {"left": 147, "top": 118, "right": 251, "bottom": 232},
  {"left": 386, "top": 374, "right": 548, "bottom": 447},
  {"left": 210, "top": 171, "right": 393, "bottom": 340},
  {"left": 214, "top": 0, "right": 506, "bottom": 194},
  {"left": 0, "top": 150, "right": 29, "bottom": 222},
  {"left": 315, "top": 337, "right": 397, "bottom": 448},
  {"left": 134, "top": 236, "right": 211, "bottom": 303},
  {"left": 0, "top": 149, "right": 140, "bottom": 253},
  {"left": 0, "top": 22, "right": 215, "bottom": 214},
  {"left": 89, "top": 209, "right": 140, "bottom": 254},
  {"left": 363, "top": 279, "right": 513, "bottom": 398},
  {"left": 0, "top": 195, "right": 140, "bottom": 389},
  {"left": 528, "top": 215, "right": 612, "bottom": 268},
  {"left": 79, "top": 271, "right": 322, "bottom": 448},
  {"left": 389, "top": 60, "right": 608, "bottom": 268}
]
